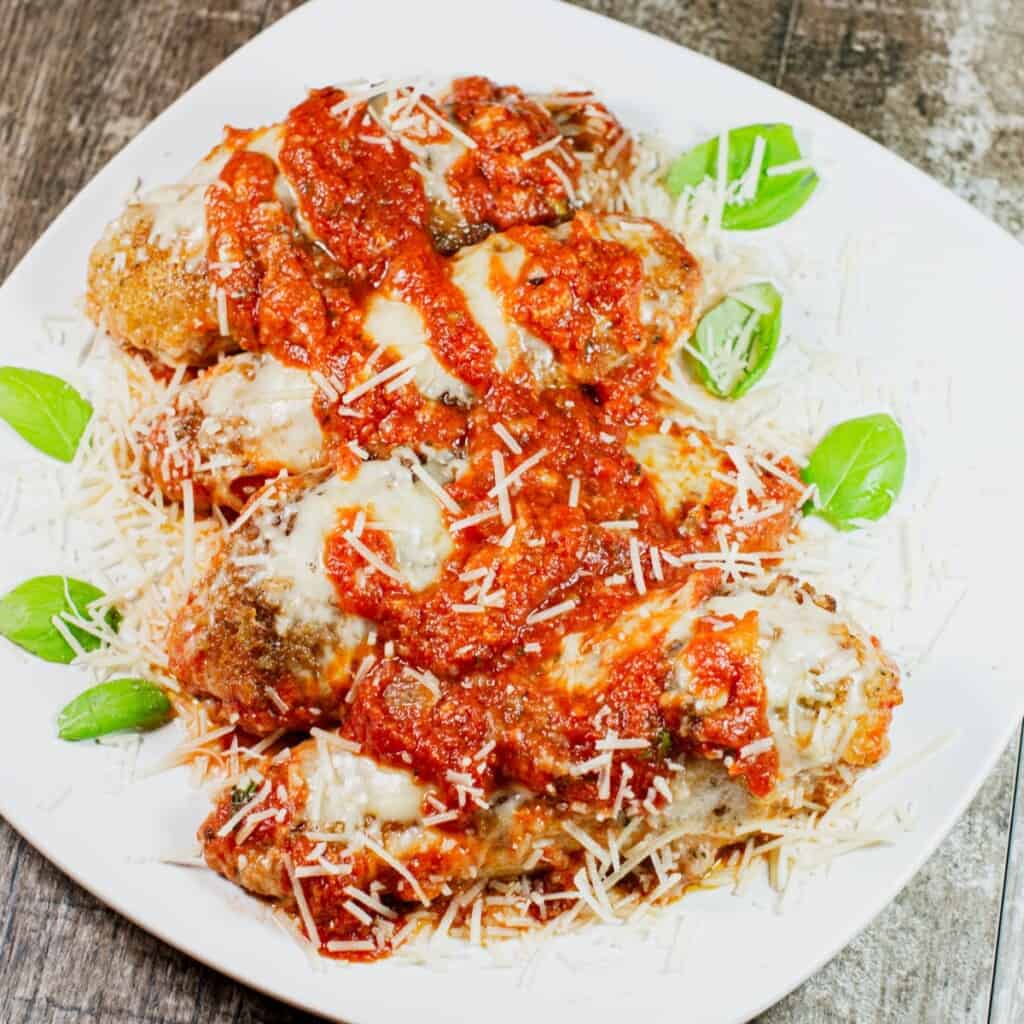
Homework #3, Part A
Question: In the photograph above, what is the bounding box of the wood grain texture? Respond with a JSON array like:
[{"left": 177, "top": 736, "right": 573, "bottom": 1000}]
[
  {"left": 990, "top": 733, "right": 1024, "bottom": 1024},
  {"left": 0, "top": 1, "right": 1021, "bottom": 1022}
]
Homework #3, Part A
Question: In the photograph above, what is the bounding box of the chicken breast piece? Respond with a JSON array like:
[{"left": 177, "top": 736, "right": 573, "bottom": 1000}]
[
  {"left": 199, "top": 732, "right": 728, "bottom": 956},
  {"left": 164, "top": 408, "right": 798, "bottom": 734},
  {"left": 86, "top": 78, "right": 640, "bottom": 368},
  {"left": 453, "top": 211, "right": 700, "bottom": 387},
  {"left": 553, "top": 574, "right": 901, "bottom": 797},
  {"left": 167, "top": 455, "right": 457, "bottom": 733},
  {"left": 135, "top": 212, "right": 701, "bottom": 510},
  {"left": 87, "top": 202, "right": 229, "bottom": 367},
  {"left": 141, "top": 353, "right": 323, "bottom": 512},
  {"left": 197, "top": 572, "right": 899, "bottom": 956}
]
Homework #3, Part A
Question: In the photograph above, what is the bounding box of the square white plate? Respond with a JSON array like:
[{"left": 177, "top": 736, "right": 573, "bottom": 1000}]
[{"left": 1, "top": 1, "right": 1022, "bottom": 1021}]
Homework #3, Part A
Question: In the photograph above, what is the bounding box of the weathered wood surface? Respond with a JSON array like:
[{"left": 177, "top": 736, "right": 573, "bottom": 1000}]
[
  {"left": 991, "top": 731, "right": 1024, "bottom": 1024},
  {"left": 0, "top": 0, "right": 1021, "bottom": 1021}
]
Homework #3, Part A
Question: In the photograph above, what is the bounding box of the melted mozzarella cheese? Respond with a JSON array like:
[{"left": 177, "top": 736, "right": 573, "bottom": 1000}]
[
  {"left": 142, "top": 151, "right": 230, "bottom": 252},
  {"left": 254, "top": 483, "right": 355, "bottom": 630},
  {"left": 256, "top": 457, "right": 452, "bottom": 633},
  {"left": 139, "top": 125, "right": 298, "bottom": 256},
  {"left": 199, "top": 356, "right": 321, "bottom": 468},
  {"left": 702, "top": 589, "right": 867, "bottom": 710},
  {"left": 451, "top": 236, "right": 555, "bottom": 382},
  {"left": 301, "top": 746, "right": 426, "bottom": 829},
  {"left": 362, "top": 295, "right": 475, "bottom": 405},
  {"left": 243, "top": 124, "right": 304, "bottom": 215},
  {"left": 414, "top": 135, "right": 466, "bottom": 211},
  {"left": 694, "top": 585, "right": 882, "bottom": 777},
  {"left": 339, "top": 458, "right": 454, "bottom": 590},
  {"left": 552, "top": 583, "right": 699, "bottom": 694},
  {"left": 452, "top": 241, "right": 517, "bottom": 372},
  {"left": 626, "top": 428, "right": 722, "bottom": 517}
]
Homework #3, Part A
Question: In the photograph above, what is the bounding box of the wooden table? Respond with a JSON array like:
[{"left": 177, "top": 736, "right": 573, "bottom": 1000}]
[{"left": 1, "top": 1, "right": 1021, "bottom": 1020}]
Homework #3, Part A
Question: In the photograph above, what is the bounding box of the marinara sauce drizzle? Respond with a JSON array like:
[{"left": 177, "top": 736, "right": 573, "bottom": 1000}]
[{"left": 201, "top": 81, "right": 793, "bottom": 863}]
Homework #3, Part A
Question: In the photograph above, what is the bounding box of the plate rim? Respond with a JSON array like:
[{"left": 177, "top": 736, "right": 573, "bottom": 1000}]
[{"left": 1, "top": 1, "right": 1022, "bottom": 1021}]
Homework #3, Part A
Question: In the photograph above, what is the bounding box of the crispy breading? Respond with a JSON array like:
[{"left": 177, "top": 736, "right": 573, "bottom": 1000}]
[{"left": 86, "top": 205, "right": 235, "bottom": 366}]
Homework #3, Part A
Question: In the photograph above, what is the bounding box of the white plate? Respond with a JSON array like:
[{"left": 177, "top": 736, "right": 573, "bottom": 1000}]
[{"left": 1, "top": 1, "right": 1022, "bottom": 1021}]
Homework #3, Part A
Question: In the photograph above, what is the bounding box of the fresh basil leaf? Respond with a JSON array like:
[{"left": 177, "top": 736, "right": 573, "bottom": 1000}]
[
  {"left": 656, "top": 728, "right": 673, "bottom": 759},
  {"left": 231, "top": 779, "right": 259, "bottom": 808},
  {"left": 0, "top": 576, "right": 118, "bottom": 663},
  {"left": 687, "top": 282, "right": 782, "bottom": 399},
  {"left": 0, "top": 367, "right": 92, "bottom": 463},
  {"left": 801, "top": 414, "right": 906, "bottom": 530},
  {"left": 57, "top": 678, "right": 172, "bottom": 741},
  {"left": 665, "top": 123, "right": 819, "bottom": 230}
]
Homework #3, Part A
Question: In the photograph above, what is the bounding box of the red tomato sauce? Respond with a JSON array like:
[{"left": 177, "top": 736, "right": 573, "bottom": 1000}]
[
  {"left": 446, "top": 76, "right": 580, "bottom": 230},
  {"left": 280, "top": 88, "right": 430, "bottom": 287},
  {"left": 323, "top": 354, "right": 798, "bottom": 805},
  {"left": 200, "top": 80, "right": 799, "bottom": 816},
  {"left": 670, "top": 611, "right": 779, "bottom": 796},
  {"left": 505, "top": 216, "right": 646, "bottom": 383},
  {"left": 183, "top": 82, "right": 846, "bottom": 962}
]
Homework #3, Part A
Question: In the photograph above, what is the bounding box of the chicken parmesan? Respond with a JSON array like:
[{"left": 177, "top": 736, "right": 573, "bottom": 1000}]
[{"left": 71, "top": 75, "right": 903, "bottom": 961}]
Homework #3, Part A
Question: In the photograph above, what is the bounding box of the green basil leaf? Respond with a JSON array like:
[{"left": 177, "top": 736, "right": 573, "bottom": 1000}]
[
  {"left": 687, "top": 282, "right": 782, "bottom": 399},
  {"left": 0, "top": 576, "right": 118, "bottom": 663},
  {"left": 58, "top": 678, "right": 173, "bottom": 741},
  {"left": 231, "top": 779, "right": 259, "bottom": 808},
  {"left": 0, "top": 367, "right": 92, "bottom": 462},
  {"left": 801, "top": 414, "right": 907, "bottom": 530},
  {"left": 665, "top": 123, "right": 819, "bottom": 230}
]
